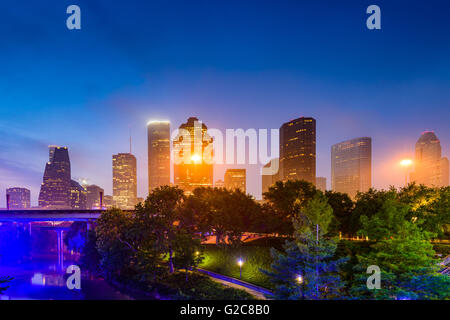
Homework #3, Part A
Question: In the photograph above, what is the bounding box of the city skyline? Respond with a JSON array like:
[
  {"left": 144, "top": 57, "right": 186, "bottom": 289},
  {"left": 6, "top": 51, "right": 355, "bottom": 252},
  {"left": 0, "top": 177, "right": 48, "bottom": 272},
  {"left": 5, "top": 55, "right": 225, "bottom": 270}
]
[
  {"left": 3, "top": 121, "right": 448, "bottom": 208},
  {"left": 1, "top": 1, "right": 450, "bottom": 206}
]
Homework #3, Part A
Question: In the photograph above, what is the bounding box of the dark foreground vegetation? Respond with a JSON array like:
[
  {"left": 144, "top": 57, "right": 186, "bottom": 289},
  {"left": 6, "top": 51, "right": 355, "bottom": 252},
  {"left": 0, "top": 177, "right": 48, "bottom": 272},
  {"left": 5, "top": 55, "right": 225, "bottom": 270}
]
[{"left": 59, "top": 182, "right": 449, "bottom": 300}]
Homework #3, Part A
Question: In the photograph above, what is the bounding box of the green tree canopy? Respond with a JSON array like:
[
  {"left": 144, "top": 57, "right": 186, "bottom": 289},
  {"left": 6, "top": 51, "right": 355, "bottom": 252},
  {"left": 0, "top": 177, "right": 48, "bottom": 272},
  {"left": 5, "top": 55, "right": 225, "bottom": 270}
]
[
  {"left": 353, "top": 198, "right": 450, "bottom": 300},
  {"left": 263, "top": 194, "right": 348, "bottom": 299}
]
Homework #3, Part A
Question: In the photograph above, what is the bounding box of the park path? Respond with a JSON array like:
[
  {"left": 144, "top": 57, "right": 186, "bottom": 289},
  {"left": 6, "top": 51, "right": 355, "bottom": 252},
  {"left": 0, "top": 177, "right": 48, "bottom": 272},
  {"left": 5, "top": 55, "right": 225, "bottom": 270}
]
[{"left": 197, "top": 268, "right": 272, "bottom": 300}]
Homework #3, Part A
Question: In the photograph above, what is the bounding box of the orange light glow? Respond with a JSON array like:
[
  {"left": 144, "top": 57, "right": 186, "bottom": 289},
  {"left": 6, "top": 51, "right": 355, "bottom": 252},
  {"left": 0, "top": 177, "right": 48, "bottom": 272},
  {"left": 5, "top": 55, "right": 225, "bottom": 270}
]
[{"left": 191, "top": 154, "right": 202, "bottom": 163}]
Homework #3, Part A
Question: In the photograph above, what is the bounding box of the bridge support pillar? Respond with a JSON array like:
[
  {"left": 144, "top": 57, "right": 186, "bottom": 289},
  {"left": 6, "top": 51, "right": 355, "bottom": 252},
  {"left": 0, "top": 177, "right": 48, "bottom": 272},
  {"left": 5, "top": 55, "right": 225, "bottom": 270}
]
[{"left": 57, "top": 230, "right": 64, "bottom": 270}]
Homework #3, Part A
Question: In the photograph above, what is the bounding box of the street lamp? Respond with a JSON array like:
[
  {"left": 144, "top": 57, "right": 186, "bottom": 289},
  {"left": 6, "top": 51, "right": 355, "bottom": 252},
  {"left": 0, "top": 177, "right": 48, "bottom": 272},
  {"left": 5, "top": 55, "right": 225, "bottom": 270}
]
[
  {"left": 296, "top": 274, "right": 304, "bottom": 299},
  {"left": 237, "top": 259, "right": 244, "bottom": 279},
  {"left": 400, "top": 159, "right": 413, "bottom": 186}
]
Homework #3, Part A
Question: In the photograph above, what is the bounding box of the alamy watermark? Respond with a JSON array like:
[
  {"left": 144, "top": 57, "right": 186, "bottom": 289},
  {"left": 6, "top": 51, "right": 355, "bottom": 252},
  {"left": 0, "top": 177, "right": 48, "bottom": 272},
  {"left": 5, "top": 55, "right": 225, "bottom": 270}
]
[
  {"left": 66, "top": 265, "right": 81, "bottom": 290},
  {"left": 366, "top": 265, "right": 381, "bottom": 289},
  {"left": 171, "top": 120, "right": 279, "bottom": 176}
]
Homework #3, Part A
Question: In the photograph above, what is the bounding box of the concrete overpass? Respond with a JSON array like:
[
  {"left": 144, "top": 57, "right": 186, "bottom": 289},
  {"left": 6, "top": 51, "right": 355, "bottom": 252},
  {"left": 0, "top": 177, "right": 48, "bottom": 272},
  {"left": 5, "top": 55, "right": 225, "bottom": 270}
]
[{"left": 0, "top": 209, "right": 107, "bottom": 222}]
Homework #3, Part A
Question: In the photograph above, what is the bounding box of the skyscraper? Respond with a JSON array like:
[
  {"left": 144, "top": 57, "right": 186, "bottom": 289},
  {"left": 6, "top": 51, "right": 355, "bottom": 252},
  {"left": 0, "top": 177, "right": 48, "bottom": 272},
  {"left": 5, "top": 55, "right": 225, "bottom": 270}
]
[
  {"left": 224, "top": 169, "right": 246, "bottom": 192},
  {"left": 86, "top": 185, "right": 104, "bottom": 209},
  {"left": 113, "top": 153, "right": 137, "bottom": 209},
  {"left": 147, "top": 120, "right": 171, "bottom": 193},
  {"left": 173, "top": 117, "right": 213, "bottom": 194},
  {"left": 39, "top": 146, "right": 71, "bottom": 209},
  {"left": 6, "top": 187, "right": 31, "bottom": 209},
  {"left": 316, "top": 177, "right": 327, "bottom": 192},
  {"left": 261, "top": 158, "right": 280, "bottom": 198},
  {"left": 70, "top": 180, "right": 87, "bottom": 210},
  {"left": 280, "top": 117, "right": 316, "bottom": 184},
  {"left": 331, "top": 137, "right": 372, "bottom": 199},
  {"left": 410, "top": 131, "right": 449, "bottom": 187}
]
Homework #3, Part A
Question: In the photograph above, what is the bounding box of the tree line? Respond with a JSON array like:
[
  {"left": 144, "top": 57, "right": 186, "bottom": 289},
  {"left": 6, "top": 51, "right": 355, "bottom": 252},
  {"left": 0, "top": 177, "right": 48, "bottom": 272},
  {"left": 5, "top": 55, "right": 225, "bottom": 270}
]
[{"left": 75, "top": 181, "right": 449, "bottom": 299}]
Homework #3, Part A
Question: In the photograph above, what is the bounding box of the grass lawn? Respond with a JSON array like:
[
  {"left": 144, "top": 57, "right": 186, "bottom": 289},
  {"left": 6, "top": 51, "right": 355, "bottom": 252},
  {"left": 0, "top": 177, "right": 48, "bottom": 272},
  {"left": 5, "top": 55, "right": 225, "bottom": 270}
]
[{"left": 199, "top": 237, "right": 286, "bottom": 290}]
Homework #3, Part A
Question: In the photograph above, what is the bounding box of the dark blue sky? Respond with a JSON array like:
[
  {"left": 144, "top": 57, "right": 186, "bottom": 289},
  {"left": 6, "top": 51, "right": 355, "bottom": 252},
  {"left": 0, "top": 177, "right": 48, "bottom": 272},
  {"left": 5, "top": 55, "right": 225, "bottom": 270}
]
[{"left": 1, "top": 0, "right": 449, "bottom": 206}]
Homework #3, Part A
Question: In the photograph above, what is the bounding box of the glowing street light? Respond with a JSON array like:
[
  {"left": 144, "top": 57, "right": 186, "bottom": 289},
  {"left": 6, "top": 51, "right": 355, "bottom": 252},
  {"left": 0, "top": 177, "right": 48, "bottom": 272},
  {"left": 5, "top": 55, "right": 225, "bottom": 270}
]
[
  {"left": 237, "top": 259, "right": 244, "bottom": 279},
  {"left": 296, "top": 275, "right": 303, "bottom": 284},
  {"left": 400, "top": 159, "right": 413, "bottom": 167},
  {"left": 400, "top": 159, "right": 413, "bottom": 186}
]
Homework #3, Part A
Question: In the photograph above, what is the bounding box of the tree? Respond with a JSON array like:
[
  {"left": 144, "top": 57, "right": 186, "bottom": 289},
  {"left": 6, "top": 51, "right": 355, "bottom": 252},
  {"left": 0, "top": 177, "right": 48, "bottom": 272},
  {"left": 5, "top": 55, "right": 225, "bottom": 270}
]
[
  {"left": 325, "top": 191, "right": 354, "bottom": 237},
  {"left": 0, "top": 277, "right": 12, "bottom": 294},
  {"left": 135, "top": 186, "right": 185, "bottom": 273},
  {"left": 184, "top": 187, "right": 259, "bottom": 246},
  {"left": 264, "top": 180, "right": 318, "bottom": 219},
  {"left": 95, "top": 208, "right": 138, "bottom": 279},
  {"left": 398, "top": 184, "right": 450, "bottom": 239},
  {"left": 350, "top": 188, "right": 394, "bottom": 236},
  {"left": 352, "top": 198, "right": 450, "bottom": 299},
  {"left": 64, "top": 221, "right": 87, "bottom": 254},
  {"left": 80, "top": 229, "right": 102, "bottom": 276},
  {"left": 172, "top": 229, "right": 204, "bottom": 282},
  {"left": 262, "top": 194, "right": 348, "bottom": 299}
]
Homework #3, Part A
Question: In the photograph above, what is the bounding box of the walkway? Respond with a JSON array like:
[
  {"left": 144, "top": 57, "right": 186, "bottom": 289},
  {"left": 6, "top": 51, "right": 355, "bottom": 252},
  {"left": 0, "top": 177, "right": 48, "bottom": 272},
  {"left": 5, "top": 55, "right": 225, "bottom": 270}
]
[{"left": 197, "top": 268, "right": 272, "bottom": 300}]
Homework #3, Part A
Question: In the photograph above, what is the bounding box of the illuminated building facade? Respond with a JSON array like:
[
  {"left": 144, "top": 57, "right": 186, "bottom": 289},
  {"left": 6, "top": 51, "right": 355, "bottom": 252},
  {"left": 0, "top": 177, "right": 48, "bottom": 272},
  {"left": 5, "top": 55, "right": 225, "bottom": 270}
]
[
  {"left": 113, "top": 153, "right": 137, "bottom": 209},
  {"left": 224, "top": 169, "right": 246, "bottom": 192},
  {"left": 331, "top": 137, "right": 372, "bottom": 199},
  {"left": 411, "top": 131, "right": 449, "bottom": 187},
  {"left": 70, "top": 180, "right": 87, "bottom": 209},
  {"left": 215, "top": 180, "right": 225, "bottom": 188},
  {"left": 147, "top": 121, "right": 171, "bottom": 193},
  {"left": 86, "top": 185, "right": 104, "bottom": 209},
  {"left": 261, "top": 158, "right": 280, "bottom": 198},
  {"left": 280, "top": 117, "right": 316, "bottom": 184},
  {"left": 173, "top": 117, "right": 213, "bottom": 194},
  {"left": 6, "top": 187, "right": 31, "bottom": 209},
  {"left": 103, "top": 195, "right": 115, "bottom": 209},
  {"left": 316, "top": 177, "right": 327, "bottom": 192},
  {"left": 39, "top": 146, "right": 72, "bottom": 209}
]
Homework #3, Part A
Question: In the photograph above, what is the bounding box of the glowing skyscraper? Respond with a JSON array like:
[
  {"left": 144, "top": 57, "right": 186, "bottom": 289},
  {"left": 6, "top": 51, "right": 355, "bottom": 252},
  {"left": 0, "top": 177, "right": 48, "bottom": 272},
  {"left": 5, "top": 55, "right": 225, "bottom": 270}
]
[
  {"left": 70, "top": 180, "right": 87, "bottom": 210},
  {"left": 39, "top": 146, "right": 71, "bottom": 209},
  {"left": 173, "top": 117, "right": 213, "bottom": 194},
  {"left": 6, "top": 187, "right": 31, "bottom": 209},
  {"left": 113, "top": 153, "right": 137, "bottom": 209},
  {"left": 147, "top": 120, "right": 171, "bottom": 193},
  {"left": 411, "top": 131, "right": 449, "bottom": 187},
  {"left": 280, "top": 117, "right": 316, "bottom": 184},
  {"left": 331, "top": 137, "right": 372, "bottom": 199}
]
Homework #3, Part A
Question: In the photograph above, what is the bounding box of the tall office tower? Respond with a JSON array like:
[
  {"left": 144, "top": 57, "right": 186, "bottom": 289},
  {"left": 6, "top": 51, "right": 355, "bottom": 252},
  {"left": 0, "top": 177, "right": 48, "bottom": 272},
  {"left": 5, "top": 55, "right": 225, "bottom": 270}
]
[
  {"left": 113, "top": 153, "right": 137, "bottom": 209},
  {"left": 173, "top": 117, "right": 213, "bottom": 194},
  {"left": 39, "top": 146, "right": 72, "bottom": 209},
  {"left": 147, "top": 121, "right": 171, "bottom": 193},
  {"left": 215, "top": 180, "right": 225, "bottom": 188},
  {"left": 6, "top": 188, "right": 31, "bottom": 209},
  {"left": 316, "top": 177, "right": 327, "bottom": 192},
  {"left": 280, "top": 117, "right": 316, "bottom": 184},
  {"left": 224, "top": 169, "right": 246, "bottom": 192},
  {"left": 331, "top": 137, "right": 372, "bottom": 199},
  {"left": 261, "top": 158, "right": 280, "bottom": 198},
  {"left": 70, "top": 180, "right": 87, "bottom": 210},
  {"left": 86, "top": 185, "right": 104, "bottom": 209},
  {"left": 410, "top": 131, "right": 449, "bottom": 187}
]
